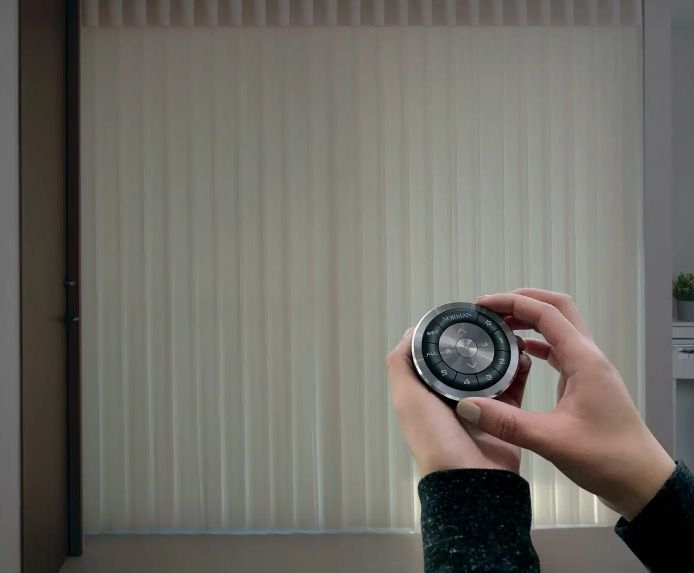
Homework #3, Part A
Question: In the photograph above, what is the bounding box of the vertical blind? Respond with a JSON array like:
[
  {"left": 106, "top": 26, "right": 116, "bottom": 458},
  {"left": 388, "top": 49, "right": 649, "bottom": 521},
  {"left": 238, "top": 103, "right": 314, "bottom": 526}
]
[{"left": 81, "top": 0, "right": 643, "bottom": 532}]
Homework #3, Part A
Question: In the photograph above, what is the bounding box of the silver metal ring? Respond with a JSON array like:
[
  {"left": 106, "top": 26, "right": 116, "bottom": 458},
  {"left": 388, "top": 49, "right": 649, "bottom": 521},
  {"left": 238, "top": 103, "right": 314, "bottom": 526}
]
[{"left": 411, "top": 302, "right": 520, "bottom": 400}]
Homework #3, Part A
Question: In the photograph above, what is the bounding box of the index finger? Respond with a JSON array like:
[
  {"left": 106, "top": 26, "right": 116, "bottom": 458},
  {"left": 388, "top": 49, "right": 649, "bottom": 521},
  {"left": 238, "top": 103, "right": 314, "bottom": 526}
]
[
  {"left": 476, "top": 293, "right": 586, "bottom": 374},
  {"left": 511, "top": 288, "right": 591, "bottom": 338}
]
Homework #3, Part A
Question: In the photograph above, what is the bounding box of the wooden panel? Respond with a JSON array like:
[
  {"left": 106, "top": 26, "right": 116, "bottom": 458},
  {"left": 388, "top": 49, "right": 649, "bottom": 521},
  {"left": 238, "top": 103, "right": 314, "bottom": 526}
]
[{"left": 20, "top": 0, "right": 69, "bottom": 571}]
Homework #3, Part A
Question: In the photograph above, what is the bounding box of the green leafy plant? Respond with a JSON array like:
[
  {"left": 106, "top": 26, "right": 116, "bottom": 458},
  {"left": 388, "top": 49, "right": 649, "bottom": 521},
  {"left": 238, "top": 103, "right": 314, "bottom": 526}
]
[{"left": 673, "top": 273, "right": 694, "bottom": 301}]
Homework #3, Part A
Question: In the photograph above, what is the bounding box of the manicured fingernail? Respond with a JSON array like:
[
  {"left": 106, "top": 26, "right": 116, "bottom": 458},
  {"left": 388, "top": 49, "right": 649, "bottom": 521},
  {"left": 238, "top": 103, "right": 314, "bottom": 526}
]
[
  {"left": 402, "top": 326, "right": 414, "bottom": 339},
  {"left": 456, "top": 399, "right": 481, "bottom": 424}
]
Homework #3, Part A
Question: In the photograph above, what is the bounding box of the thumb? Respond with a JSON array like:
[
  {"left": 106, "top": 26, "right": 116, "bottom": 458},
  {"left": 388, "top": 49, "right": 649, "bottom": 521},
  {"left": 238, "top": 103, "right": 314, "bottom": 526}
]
[{"left": 456, "top": 398, "right": 550, "bottom": 451}]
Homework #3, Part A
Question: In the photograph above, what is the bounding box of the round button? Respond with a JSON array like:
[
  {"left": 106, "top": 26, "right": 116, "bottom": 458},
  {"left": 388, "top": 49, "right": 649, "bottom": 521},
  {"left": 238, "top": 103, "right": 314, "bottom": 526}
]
[
  {"left": 453, "top": 373, "right": 480, "bottom": 391},
  {"left": 490, "top": 329, "right": 510, "bottom": 352},
  {"left": 490, "top": 350, "right": 511, "bottom": 377},
  {"left": 477, "top": 366, "right": 503, "bottom": 389},
  {"left": 439, "top": 323, "right": 494, "bottom": 374},
  {"left": 422, "top": 321, "right": 444, "bottom": 345},
  {"left": 434, "top": 308, "right": 479, "bottom": 328},
  {"left": 456, "top": 338, "right": 477, "bottom": 358},
  {"left": 432, "top": 363, "right": 457, "bottom": 385},
  {"left": 422, "top": 343, "right": 443, "bottom": 370},
  {"left": 475, "top": 312, "right": 501, "bottom": 333}
]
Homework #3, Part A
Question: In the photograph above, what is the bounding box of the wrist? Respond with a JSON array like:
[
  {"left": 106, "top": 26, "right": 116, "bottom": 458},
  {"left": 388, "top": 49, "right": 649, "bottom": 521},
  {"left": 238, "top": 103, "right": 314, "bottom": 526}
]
[
  {"left": 419, "top": 460, "right": 518, "bottom": 476},
  {"left": 418, "top": 446, "right": 520, "bottom": 475},
  {"left": 605, "top": 436, "right": 675, "bottom": 521}
]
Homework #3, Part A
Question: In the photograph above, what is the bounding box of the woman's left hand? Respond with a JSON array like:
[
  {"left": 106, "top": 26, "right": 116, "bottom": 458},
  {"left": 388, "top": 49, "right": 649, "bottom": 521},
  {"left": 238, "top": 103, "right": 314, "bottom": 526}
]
[{"left": 386, "top": 328, "right": 531, "bottom": 475}]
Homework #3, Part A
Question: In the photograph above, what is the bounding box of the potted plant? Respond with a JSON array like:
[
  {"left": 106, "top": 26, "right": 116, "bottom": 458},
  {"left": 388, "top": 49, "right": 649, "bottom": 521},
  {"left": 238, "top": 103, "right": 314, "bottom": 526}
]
[{"left": 673, "top": 273, "right": 694, "bottom": 322}]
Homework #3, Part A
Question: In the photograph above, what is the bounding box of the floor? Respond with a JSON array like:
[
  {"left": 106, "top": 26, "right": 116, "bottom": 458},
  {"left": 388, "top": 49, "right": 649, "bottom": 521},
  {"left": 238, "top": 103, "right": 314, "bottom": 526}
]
[
  {"left": 60, "top": 533, "right": 423, "bottom": 573},
  {"left": 60, "top": 529, "right": 645, "bottom": 573}
]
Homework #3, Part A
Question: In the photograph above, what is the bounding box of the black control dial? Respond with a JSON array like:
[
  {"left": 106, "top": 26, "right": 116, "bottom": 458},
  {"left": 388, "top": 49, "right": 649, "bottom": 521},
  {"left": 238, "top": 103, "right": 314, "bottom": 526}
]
[{"left": 411, "top": 302, "right": 519, "bottom": 400}]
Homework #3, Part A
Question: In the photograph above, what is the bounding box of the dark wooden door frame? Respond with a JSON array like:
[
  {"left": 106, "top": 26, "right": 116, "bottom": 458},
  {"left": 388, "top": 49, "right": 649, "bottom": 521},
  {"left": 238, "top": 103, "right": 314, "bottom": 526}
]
[
  {"left": 19, "top": 0, "right": 82, "bottom": 568},
  {"left": 65, "top": 0, "right": 82, "bottom": 558}
]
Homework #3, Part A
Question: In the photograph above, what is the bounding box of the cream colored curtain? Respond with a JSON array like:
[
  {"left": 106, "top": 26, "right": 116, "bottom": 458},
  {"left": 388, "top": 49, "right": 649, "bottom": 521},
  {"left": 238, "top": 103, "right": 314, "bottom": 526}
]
[{"left": 81, "top": 1, "right": 643, "bottom": 532}]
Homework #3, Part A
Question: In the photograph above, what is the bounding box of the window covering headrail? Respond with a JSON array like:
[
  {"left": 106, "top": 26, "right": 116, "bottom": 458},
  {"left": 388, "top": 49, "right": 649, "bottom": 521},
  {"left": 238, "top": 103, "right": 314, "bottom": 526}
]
[{"left": 82, "top": 0, "right": 642, "bottom": 28}]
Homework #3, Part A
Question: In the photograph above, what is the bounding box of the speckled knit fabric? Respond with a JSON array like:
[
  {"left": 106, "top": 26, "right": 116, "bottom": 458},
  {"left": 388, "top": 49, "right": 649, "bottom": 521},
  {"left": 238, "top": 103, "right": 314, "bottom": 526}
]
[
  {"left": 615, "top": 461, "right": 694, "bottom": 572},
  {"left": 418, "top": 469, "right": 540, "bottom": 572},
  {"left": 419, "top": 463, "right": 694, "bottom": 572}
]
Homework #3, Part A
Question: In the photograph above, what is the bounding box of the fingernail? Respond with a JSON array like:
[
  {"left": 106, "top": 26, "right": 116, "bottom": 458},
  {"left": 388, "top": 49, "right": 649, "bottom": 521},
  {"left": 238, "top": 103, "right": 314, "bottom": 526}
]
[
  {"left": 456, "top": 399, "right": 481, "bottom": 424},
  {"left": 402, "top": 326, "right": 414, "bottom": 339},
  {"left": 475, "top": 294, "right": 489, "bottom": 301}
]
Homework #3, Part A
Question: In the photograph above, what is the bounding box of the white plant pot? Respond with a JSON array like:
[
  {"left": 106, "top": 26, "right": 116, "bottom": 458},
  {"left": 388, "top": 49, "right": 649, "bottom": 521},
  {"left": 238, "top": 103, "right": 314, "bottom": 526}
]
[{"left": 677, "top": 300, "right": 694, "bottom": 322}]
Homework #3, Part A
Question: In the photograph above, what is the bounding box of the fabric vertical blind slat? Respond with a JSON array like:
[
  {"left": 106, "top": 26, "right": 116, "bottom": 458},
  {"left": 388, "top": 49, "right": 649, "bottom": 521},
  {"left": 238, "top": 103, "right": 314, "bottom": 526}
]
[{"left": 81, "top": 20, "right": 643, "bottom": 532}]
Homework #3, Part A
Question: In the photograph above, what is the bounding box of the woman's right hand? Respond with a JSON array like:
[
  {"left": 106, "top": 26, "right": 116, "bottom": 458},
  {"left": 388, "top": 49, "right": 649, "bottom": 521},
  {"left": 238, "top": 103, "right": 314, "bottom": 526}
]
[{"left": 456, "top": 288, "right": 675, "bottom": 521}]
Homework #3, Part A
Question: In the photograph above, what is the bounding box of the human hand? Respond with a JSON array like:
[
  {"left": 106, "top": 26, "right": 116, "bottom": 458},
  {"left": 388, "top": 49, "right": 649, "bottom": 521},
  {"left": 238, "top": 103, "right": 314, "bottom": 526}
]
[
  {"left": 456, "top": 288, "right": 675, "bottom": 521},
  {"left": 386, "top": 327, "right": 532, "bottom": 475}
]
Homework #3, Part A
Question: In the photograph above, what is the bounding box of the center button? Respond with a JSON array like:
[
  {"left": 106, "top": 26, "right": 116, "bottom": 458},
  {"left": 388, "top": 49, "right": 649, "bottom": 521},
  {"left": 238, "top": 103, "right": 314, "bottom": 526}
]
[
  {"left": 456, "top": 338, "right": 478, "bottom": 358},
  {"left": 439, "top": 322, "right": 494, "bottom": 375}
]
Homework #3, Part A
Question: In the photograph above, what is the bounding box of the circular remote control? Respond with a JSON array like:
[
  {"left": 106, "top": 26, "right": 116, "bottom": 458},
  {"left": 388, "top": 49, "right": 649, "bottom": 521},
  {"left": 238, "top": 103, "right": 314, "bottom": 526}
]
[{"left": 411, "top": 302, "right": 519, "bottom": 400}]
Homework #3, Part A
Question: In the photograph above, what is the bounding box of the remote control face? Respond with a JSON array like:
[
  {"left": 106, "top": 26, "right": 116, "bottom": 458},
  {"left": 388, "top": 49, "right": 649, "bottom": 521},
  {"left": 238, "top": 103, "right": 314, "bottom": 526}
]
[{"left": 411, "top": 302, "right": 519, "bottom": 400}]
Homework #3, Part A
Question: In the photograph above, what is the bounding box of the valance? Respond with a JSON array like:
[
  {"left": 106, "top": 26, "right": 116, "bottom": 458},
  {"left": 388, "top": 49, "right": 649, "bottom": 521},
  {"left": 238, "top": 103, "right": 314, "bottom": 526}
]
[{"left": 82, "top": 0, "right": 642, "bottom": 28}]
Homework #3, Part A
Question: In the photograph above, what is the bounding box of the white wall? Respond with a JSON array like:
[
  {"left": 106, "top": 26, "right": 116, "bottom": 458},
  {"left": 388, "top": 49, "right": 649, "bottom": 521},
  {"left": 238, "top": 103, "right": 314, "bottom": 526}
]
[
  {"left": 673, "top": 26, "right": 694, "bottom": 275},
  {"left": 0, "top": 1, "right": 21, "bottom": 572}
]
